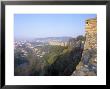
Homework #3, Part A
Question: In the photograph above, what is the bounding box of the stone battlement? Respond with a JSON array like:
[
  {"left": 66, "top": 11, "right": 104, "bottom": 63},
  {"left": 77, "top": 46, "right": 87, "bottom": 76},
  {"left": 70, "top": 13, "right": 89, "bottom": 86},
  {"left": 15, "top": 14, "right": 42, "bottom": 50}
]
[
  {"left": 72, "top": 17, "right": 97, "bottom": 76},
  {"left": 85, "top": 18, "right": 97, "bottom": 32},
  {"left": 84, "top": 18, "right": 97, "bottom": 50}
]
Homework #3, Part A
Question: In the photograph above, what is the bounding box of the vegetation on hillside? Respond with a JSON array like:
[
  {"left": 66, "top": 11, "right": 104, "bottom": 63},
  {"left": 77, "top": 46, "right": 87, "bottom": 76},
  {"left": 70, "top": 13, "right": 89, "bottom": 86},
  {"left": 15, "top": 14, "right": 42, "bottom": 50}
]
[{"left": 14, "top": 35, "right": 85, "bottom": 76}]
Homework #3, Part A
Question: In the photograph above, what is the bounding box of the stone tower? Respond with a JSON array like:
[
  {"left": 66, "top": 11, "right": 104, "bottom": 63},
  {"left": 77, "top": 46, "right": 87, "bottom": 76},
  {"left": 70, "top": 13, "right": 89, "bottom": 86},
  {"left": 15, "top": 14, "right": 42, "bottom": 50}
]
[
  {"left": 72, "top": 18, "right": 97, "bottom": 76},
  {"left": 84, "top": 18, "right": 97, "bottom": 50}
]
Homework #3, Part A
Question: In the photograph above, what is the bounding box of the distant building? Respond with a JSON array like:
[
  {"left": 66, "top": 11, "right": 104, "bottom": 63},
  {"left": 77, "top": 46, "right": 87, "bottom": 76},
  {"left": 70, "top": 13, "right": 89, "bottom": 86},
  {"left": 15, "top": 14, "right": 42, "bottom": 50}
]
[{"left": 48, "top": 40, "right": 68, "bottom": 46}]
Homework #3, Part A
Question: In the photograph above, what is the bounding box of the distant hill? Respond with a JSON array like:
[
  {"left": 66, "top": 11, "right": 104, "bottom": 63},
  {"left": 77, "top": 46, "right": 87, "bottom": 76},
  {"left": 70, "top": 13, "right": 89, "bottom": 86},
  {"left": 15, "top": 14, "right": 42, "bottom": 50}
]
[{"left": 34, "top": 37, "right": 73, "bottom": 42}]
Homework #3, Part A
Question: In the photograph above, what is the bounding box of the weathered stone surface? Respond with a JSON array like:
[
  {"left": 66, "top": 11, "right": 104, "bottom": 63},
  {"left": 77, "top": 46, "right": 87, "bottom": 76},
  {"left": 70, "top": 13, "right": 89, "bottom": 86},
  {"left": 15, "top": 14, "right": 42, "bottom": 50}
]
[{"left": 72, "top": 18, "right": 97, "bottom": 76}]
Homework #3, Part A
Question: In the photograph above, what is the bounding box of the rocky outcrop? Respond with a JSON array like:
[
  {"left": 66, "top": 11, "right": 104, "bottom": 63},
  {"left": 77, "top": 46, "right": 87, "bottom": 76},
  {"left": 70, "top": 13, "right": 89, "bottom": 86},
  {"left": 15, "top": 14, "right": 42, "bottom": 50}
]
[
  {"left": 72, "top": 18, "right": 97, "bottom": 76},
  {"left": 44, "top": 36, "right": 85, "bottom": 76}
]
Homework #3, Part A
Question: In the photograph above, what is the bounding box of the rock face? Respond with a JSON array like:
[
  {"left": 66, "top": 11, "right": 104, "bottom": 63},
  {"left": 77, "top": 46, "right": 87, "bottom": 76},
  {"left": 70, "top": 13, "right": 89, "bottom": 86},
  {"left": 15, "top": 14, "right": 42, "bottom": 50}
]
[
  {"left": 44, "top": 36, "right": 85, "bottom": 76},
  {"left": 72, "top": 18, "right": 97, "bottom": 76}
]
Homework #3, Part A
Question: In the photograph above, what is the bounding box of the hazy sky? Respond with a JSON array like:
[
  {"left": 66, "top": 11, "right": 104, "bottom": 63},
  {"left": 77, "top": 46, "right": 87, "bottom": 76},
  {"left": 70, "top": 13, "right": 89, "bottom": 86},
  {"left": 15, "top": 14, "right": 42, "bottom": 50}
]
[{"left": 14, "top": 14, "right": 96, "bottom": 39}]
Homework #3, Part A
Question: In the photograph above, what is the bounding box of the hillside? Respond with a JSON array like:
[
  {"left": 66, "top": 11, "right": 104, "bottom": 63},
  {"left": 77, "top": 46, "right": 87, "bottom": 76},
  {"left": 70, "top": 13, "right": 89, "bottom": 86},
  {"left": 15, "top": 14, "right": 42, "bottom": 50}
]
[{"left": 43, "top": 36, "right": 85, "bottom": 76}]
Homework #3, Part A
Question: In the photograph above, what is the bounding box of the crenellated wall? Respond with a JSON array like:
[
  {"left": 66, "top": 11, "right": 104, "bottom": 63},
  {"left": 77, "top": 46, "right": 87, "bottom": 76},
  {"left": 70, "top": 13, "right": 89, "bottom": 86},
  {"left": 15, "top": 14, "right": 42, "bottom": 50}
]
[
  {"left": 84, "top": 18, "right": 97, "bottom": 50},
  {"left": 72, "top": 18, "right": 97, "bottom": 76}
]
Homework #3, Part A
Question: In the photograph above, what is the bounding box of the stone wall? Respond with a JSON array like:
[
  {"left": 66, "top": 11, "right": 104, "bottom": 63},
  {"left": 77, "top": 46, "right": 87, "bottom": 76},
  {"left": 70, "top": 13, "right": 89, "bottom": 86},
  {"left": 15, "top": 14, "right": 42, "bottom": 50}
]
[
  {"left": 84, "top": 18, "right": 97, "bottom": 50},
  {"left": 72, "top": 18, "right": 97, "bottom": 76}
]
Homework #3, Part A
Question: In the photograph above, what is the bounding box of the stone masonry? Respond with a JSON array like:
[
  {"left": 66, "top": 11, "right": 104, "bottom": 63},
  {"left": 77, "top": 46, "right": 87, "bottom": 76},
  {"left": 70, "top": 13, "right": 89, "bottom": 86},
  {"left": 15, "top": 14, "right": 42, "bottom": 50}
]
[{"left": 72, "top": 18, "right": 97, "bottom": 76}]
